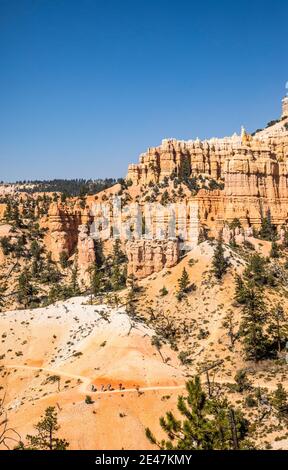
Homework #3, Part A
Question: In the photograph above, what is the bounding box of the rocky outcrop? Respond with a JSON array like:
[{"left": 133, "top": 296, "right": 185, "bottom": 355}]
[
  {"left": 282, "top": 96, "right": 288, "bottom": 118},
  {"left": 126, "top": 238, "right": 179, "bottom": 279},
  {"left": 43, "top": 203, "right": 81, "bottom": 261},
  {"left": 0, "top": 204, "right": 7, "bottom": 221},
  {"left": 77, "top": 224, "right": 96, "bottom": 282},
  {"left": 127, "top": 135, "right": 242, "bottom": 185}
]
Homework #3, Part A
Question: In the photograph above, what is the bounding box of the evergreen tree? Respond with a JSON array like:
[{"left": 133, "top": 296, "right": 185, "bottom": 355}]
[
  {"left": 17, "top": 407, "right": 69, "bottom": 450},
  {"left": 240, "top": 286, "right": 268, "bottom": 362},
  {"left": 145, "top": 376, "right": 250, "bottom": 450},
  {"left": 110, "top": 239, "right": 127, "bottom": 290},
  {"left": 112, "top": 239, "right": 126, "bottom": 264},
  {"left": 271, "top": 384, "right": 288, "bottom": 423},
  {"left": 282, "top": 230, "right": 288, "bottom": 248},
  {"left": 0, "top": 236, "right": 12, "bottom": 256},
  {"left": 30, "top": 240, "right": 42, "bottom": 260},
  {"left": 268, "top": 303, "right": 288, "bottom": 353},
  {"left": 59, "top": 251, "right": 69, "bottom": 269},
  {"left": 234, "top": 274, "right": 247, "bottom": 305},
  {"left": 41, "top": 264, "right": 61, "bottom": 285},
  {"left": 17, "top": 268, "right": 37, "bottom": 308},
  {"left": 234, "top": 370, "right": 251, "bottom": 393},
  {"left": 126, "top": 286, "right": 137, "bottom": 318},
  {"left": 14, "top": 235, "right": 26, "bottom": 259},
  {"left": 243, "top": 253, "right": 269, "bottom": 286},
  {"left": 270, "top": 241, "right": 280, "bottom": 259},
  {"left": 177, "top": 268, "right": 190, "bottom": 300},
  {"left": 259, "top": 209, "right": 277, "bottom": 241},
  {"left": 47, "top": 284, "right": 64, "bottom": 304},
  {"left": 212, "top": 233, "right": 228, "bottom": 280},
  {"left": 160, "top": 190, "right": 170, "bottom": 206},
  {"left": 180, "top": 157, "right": 191, "bottom": 180},
  {"left": 4, "top": 201, "right": 12, "bottom": 222},
  {"left": 88, "top": 264, "right": 102, "bottom": 302},
  {"left": 126, "top": 274, "right": 138, "bottom": 293}
]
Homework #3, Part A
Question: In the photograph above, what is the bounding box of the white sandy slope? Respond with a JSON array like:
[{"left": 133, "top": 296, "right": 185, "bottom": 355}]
[{"left": 0, "top": 297, "right": 185, "bottom": 449}]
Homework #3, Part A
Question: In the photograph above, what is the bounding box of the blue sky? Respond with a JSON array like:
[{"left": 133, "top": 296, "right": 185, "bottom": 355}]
[{"left": 0, "top": 0, "right": 287, "bottom": 182}]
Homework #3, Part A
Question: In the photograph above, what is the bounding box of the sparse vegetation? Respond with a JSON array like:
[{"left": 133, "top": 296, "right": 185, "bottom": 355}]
[{"left": 16, "top": 406, "right": 69, "bottom": 450}]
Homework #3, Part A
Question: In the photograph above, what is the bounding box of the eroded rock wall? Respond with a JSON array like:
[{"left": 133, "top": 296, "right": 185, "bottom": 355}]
[{"left": 126, "top": 238, "right": 179, "bottom": 280}]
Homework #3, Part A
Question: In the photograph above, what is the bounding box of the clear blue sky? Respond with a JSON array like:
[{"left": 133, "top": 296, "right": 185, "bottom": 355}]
[{"left": 0, "top": 0, "right": 287, "bottom": 182}]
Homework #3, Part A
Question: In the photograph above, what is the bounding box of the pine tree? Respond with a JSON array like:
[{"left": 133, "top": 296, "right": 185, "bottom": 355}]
[
  {"left": 259, "top": 209, "right": 277, "bottom": 241},
  {"left": 30, "top": 240, "right": 42, "bottom": 260},
  {"left": 14, "top": 235, "right": 26, "bottom": 259},
  {"left": 88, "top": 264, "right": 102, "bottom": 302},
  {"left": 282, "top": 230, "right": 288, "bottom": 248},
  {"left": 270, "top": 241, "right": 280, "bottom": 258},
  {"left": 59, "top": 251, "right": 69, "bottom": 269},
  {"left": 268, "top": 303, "right": 288, "bottom": 353},
  {"left": 112, "top": 239, "right": 126, "bottom": 265},
  {"left": 145, "top": 376, "right": 250, "bottom": 450},
  {"left": 4, "top": 201, "right": 12, "bottom": 222},
  {"left": 243, "top": 253, "right": 269, "bottom": 286},
  {"left": 17, "top": 268, "right": 37, "bottom": 308},
  {"left": 0, "top": 236, "right": 11, "bottom": 256},
  {"left": 234, "top": 274, "right": 247, "bottom": 304},
  {"left": 180, "top": 157, "right": 191, "bottom": 180},
  {"left": 110, "top": 239, "right": 127, "bottom": 290},
  {"left": 126, "top": 274, "right": 138, "bottom": 293},
  {"left": 212, "top": 233, "right": 228, "bottom": 280},
  {"left": 18, "top": 407, "right": 69, "bottom": 450},
  {"left": 160, "top": 190, "right": 170, "bottom": 206},
  {"left": 177, "top": 268, "right": 190, "bottom": 300},
  {"left": 240, "top": 286, "right": 268, "bottom": 362},
  {"left": 126, "top": 286, "right": 137, "bottom": 318},
  {"left": 271, "top": 384, "right": 288, "bottom": 423},
  {"left": 234, "top": 370, "right": 251, "bottom": 393}
]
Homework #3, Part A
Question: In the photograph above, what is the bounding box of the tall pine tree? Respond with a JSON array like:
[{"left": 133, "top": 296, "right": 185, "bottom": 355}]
[
  {"left": 212, "top": 233, "right": 228, "bottom": 280},
  {"left": 240, "top": 285, "right": 268, "bottom": 362}
]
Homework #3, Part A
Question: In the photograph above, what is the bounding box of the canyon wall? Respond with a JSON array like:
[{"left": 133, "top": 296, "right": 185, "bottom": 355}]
[{"left": 126, "top": 238, "right": 179, "bottom": 280}]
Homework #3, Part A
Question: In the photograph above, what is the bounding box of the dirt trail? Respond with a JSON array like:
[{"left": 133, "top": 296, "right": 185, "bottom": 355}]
[
  {"left": 5, "top": 364, "right": 277, "bottom": 399},
  {"left": 4, "top": 364, "right": 186, "bottom": 395}
]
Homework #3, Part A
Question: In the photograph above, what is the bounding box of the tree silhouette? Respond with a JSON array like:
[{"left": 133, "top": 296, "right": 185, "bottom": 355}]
[{"left": 17, "top": 406, "right": 69, "bottom": 450}]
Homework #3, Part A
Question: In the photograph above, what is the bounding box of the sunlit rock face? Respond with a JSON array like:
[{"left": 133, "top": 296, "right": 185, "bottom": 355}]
[
  {"left": 126, "top": 238, "right": 179, "bottom": 280},
  {"left": 35, "top": 101, "right": 288, "bottom": 279}
]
